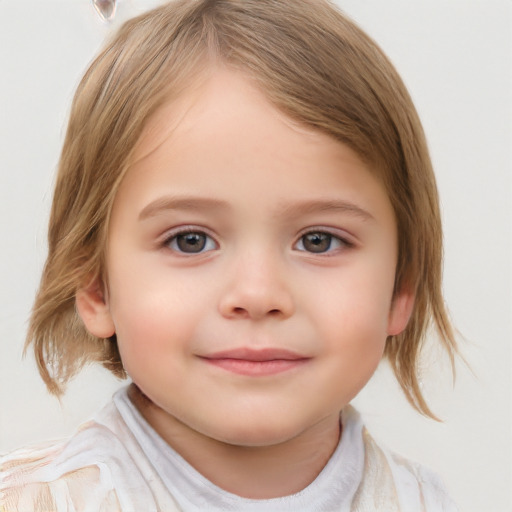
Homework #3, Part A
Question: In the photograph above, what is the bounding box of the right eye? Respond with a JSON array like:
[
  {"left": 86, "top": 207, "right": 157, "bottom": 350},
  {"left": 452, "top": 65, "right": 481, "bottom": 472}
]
[{"left": 165, "top": 230, "right": 217, "bottom": 254}]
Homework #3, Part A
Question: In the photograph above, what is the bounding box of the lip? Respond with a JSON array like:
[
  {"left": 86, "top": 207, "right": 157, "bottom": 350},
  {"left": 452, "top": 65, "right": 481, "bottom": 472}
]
[{"left": 199, "top": 348, "right": 310, "bottom": 376}]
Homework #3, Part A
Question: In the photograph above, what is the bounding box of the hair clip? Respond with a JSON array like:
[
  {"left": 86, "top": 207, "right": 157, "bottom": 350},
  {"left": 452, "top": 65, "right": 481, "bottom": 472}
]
[{"left": 92, "top": 0, "right": 117, "bottom": 22}]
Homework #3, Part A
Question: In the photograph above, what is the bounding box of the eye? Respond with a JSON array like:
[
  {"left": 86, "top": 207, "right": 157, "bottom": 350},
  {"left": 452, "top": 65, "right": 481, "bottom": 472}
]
[
  {"left": 166, "top": 230, "right": 217, "bottom": 254},
  {"left": 294, "top": 231, "right": 348, "bottom": 254}
]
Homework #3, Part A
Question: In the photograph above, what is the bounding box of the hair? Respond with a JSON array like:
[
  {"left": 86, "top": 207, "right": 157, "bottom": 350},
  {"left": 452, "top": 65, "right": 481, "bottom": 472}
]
[{"left": 26, "top": 0, "right": 457, "bottom": 417}]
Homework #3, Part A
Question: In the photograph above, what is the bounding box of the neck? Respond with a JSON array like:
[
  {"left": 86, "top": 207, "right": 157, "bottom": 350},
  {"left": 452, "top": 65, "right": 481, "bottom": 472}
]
[{"left": 128, "top": 385, "right": 342, "bottom": 499}]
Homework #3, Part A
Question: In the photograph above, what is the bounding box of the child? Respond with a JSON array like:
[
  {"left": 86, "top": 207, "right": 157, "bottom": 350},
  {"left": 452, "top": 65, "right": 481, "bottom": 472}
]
[{"left": 1, "top": 0, "right": 459, "bottom": 510}]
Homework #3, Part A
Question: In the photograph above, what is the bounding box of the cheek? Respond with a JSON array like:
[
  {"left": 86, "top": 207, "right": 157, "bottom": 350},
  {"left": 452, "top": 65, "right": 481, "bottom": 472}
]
[
  {"left": 107, "top": 272, "right": 202, "bottom": 367},
  {"left": 318, "top": 312, "right": 387, "bottom": 405},
  {"left": 307, "top": 260, "right": 393, "bottom": 380},
  {"left": 313, "top": 264, "right": 394, "bottom": 336}
]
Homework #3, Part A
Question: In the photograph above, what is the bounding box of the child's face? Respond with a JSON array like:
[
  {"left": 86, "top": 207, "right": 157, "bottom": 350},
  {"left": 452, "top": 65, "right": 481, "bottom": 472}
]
[{"left": 81, "top": 69, "right": 412, "bottom": 446}]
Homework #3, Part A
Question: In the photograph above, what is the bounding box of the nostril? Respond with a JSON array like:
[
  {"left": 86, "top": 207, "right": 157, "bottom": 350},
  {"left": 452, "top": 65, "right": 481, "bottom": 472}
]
[
  {"left": 230, "top": 307, "right": 281, "bottom": 318},
  {"left": 219, "top": 287, "right": 294, "bottom": 320}
]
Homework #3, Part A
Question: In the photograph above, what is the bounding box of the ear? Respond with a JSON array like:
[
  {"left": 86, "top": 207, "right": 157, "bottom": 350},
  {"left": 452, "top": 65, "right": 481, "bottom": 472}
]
[
  {"left": 75, "top": 277, "right": 115, "bottom": 338},
  {"left": 387, "top": 286, "right": 415, "bottom": 336}
]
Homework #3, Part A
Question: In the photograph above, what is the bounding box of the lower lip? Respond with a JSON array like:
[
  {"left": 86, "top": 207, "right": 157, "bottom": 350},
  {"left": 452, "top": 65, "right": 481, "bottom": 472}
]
[{"left": 202, "top": 358, "right": 309, "bottom": 376}]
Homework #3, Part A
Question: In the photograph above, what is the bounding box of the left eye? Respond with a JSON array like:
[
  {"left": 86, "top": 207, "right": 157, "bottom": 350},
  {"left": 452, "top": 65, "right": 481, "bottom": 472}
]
[
  {"left": 166, "top": 231, "right": 217, "bottom": 254},
  {"left": 294, "top": 231, "right": 346, "bottom": 253}
]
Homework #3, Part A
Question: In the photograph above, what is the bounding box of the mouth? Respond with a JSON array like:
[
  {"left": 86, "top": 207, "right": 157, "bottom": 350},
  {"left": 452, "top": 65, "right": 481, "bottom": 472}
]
[{"left": 199, "top": 348, "right": 310, "bottom": 376}]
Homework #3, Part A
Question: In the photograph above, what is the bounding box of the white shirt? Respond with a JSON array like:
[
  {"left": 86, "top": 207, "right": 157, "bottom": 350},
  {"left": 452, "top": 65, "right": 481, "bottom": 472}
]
[{"left": 0, "top": 386, "right": 457, "bottom": 511}]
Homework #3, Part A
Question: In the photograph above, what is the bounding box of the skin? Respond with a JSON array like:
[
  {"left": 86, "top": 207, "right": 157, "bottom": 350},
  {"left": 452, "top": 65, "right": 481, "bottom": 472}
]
[{"left": 76, "top": 68, "right": 413, "bottom": 499}]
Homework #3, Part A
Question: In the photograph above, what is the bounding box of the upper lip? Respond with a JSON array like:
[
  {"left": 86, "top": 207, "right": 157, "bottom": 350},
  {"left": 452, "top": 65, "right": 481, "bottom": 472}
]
[{"left": 201, "top": 348, "right": 309, "bottom": 361}]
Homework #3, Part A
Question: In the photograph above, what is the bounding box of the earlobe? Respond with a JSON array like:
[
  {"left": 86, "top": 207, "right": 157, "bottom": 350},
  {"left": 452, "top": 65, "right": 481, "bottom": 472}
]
[
  {"left": 75, "top": 278, "right": 116, "bottom": 338},
  {"left": 387, "top": 288, "right": 415, "bottom": 336}
]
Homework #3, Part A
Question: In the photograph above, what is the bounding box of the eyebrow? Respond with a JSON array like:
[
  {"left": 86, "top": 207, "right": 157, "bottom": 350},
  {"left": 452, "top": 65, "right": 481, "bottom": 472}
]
[
  {"left": 138, "top": 195, "right": 374, "bottom": 222},
  {"left": 276, "top": 199, "right": 375, "bottom": 222},
  {"left": 138, "top": 196, "right": 229, "bottom": 220}
]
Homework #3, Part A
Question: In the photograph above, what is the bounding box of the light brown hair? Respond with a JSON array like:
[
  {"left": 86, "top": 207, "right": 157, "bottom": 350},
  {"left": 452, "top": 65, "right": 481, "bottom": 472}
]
[{"left": 26, "top": 0, "right": 457, "bottom": 417}]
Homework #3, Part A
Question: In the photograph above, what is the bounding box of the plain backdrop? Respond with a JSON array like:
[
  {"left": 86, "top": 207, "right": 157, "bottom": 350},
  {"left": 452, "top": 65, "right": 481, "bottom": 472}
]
[{"left": 1, "top": 1, "right": 511, "bottom": 511}]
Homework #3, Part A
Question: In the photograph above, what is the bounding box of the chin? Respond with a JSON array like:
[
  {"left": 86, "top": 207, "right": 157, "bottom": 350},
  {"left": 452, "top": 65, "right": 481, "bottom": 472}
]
[{"left": 207, "top": 417, "right": 308, "bottom": 448}]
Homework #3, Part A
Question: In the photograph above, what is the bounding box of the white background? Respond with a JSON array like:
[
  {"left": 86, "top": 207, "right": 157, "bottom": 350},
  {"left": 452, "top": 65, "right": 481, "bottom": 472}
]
[{"left": 1, "top": 1, "right": 510, "bottom": 510}]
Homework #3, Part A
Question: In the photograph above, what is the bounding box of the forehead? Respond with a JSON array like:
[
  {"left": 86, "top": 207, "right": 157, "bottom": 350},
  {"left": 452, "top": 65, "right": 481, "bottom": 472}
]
[
  {"left": 114, "top": 68, "right": 394, "bottom": 228},
  {"left": 131, "top": 67, "right": 324, "bottom": 164}
]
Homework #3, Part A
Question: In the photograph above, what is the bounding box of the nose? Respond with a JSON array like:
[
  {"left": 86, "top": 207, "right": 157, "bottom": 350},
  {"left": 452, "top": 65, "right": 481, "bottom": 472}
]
[{"left": 218, "top": 250, "right": 295, "bottom": 321}]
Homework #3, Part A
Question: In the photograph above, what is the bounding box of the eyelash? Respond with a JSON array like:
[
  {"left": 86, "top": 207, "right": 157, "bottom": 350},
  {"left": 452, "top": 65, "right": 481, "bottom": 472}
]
[
  {"left": 161, "top": 227, "right": 354, "bottom": 255},
  {"left": 293, "top": 229, "right": 354, "bottom": 254},
  {"left": 162, "top": 227, "right": 218, "bottom": 254}
]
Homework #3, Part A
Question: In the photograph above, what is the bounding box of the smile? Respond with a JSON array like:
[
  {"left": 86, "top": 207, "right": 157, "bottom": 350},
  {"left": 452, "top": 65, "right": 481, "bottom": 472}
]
[{"left": 200, "top": 348, "right": 311, "bottom": 376}]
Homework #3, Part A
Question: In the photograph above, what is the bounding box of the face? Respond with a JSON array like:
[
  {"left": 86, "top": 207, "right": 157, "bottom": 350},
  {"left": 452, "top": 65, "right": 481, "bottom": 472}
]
[{"left": 79, "top": 69, "right": 412, "bottom": 447}]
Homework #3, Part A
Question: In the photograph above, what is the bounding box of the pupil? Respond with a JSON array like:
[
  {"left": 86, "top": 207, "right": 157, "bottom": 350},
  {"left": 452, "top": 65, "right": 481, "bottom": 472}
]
[
  {"left": 304, "top": 232, "right": 331, "bottom": 253},
  {"left": 177, "top": 233, "right": 206, "bottom": 253}
]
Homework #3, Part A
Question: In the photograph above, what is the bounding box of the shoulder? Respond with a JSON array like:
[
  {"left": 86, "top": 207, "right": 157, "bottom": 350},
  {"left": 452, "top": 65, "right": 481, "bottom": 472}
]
[
  {"left": 1, "top": 391, "right": 182, "bottom": 512},
  {"left": 349, "top": 412, "right": 458, "bottom": 512},
  {"left": 0, "top": 421, "right": 125, "bottom": 512},
  {"left": 386, "top": 448, "right": 458, "bottom": 512},
  {"left": 0, "top": 391, "right": 164, "bottom": 512}
]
